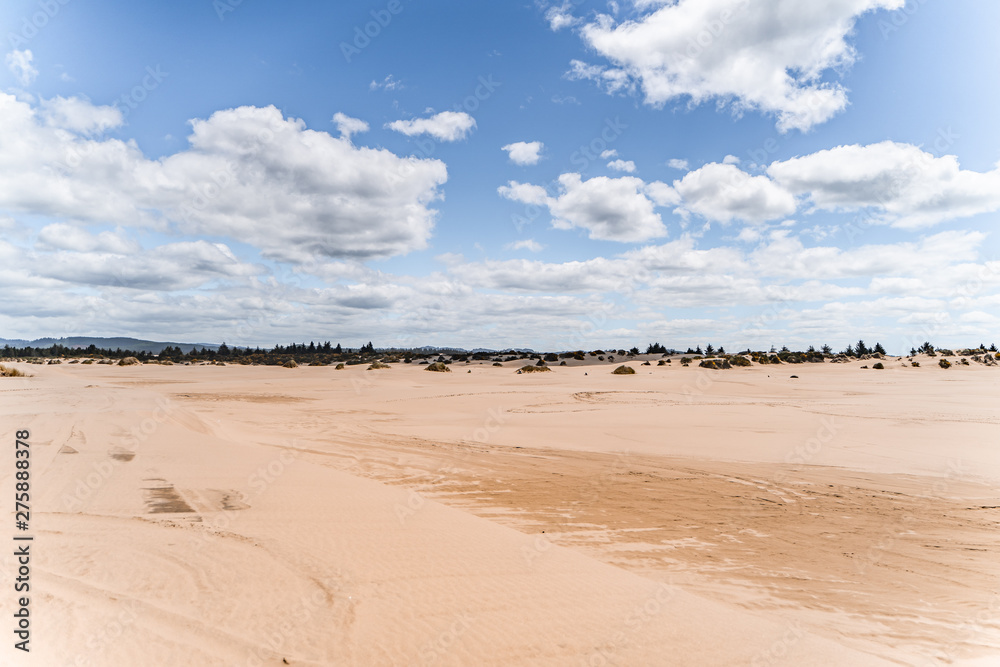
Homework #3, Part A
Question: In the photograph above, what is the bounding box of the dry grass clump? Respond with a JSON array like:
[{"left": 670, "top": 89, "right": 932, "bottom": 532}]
[
  {"left": 0, "top": 364, "right": 29, "bottom": 377},
  {"left": 335, "top": 363, "right": 345, "bottom": 370},
  {"left": 426, "top": 362, "right": 451, "bottom": 372},
  {"left": 118, "top": 357, "right": 140, "bottom": 366},
  {"left": 282, "top": 360, "right": 299, "bottom": 368},
  {"left": 517, "top": 365, "right": 551, "bottom": 373},
  {"left": 611, "top": 365, "right": 635, "bottom": 375},
  {"left": 367, "top": 361, "right": 391, "bottom": 370}
]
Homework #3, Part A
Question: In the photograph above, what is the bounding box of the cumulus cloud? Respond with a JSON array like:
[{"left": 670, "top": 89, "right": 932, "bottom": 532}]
[
  {"left": 387, "top": 110, "right": 476, "bottom": 142},
  {"left": 673, "top": 162, "right": 796, "bottom": 223},
  {"left": 40, "top": 96, "right": 123, "bottom": 135},
  {"left": 545, "top": 1, "right": 580, "bottom": 30},
  {"left": 33, "top": 240, "right": 262, "bottom": 291},
  {"left": 6, "top": 49, "right": 37, "bottom": 86},
  {"left": 607, "top": 159, "right": 636, "bottom": 173},
  {"left": 567, "top": 0, "right": 904, "bottom": 131},
  {"left": 767, "top": 141, "right": 1000, "bottom": 228},
  {"left": 499, "top": 173, "right": 674, "bottom": 242},
  {"left": 505, "top": 239, "right": 545, "bottom": 252},
  {"left": 36, "top": 224, "right": 139, "bottom": 255},
  {"left": 331, "top": 112, "right": 369, "bottom": 140},
  {"left": 0, "top": 95, "right": 448, "bottom": 263},
  {"left": 502, "top": 141, "right": 544, "bottom": 165},
  {"left": 667, "top": 158, "right": 689, "bottom": 170}
]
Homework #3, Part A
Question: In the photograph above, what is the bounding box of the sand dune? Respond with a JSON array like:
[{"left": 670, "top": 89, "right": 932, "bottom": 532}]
[{"left": 1, "top": 357, "right": 997, "bottom": 665}]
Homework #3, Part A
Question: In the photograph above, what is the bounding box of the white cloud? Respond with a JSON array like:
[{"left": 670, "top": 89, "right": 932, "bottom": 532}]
[
  {"left": 767, "top": 141, "right": 1000, "bottom": 228},
  {"left": 500, "top": 173, "right": 673, "bottom": 242},
  {"left": 387, "top": 111, "right": 476, "bottom": 142},
  {"left": 369, "top": 74, "right": 402, "bottom": 91},
  {"left": 40, "top": 96, "right": 123, "bottom": 135},
  {"left": 674, "top": 162, "right": 796, "bottom": 223},
  {"left": 667, "top": 158, "right": 689, "bottom": 170},
  {"left": 607, "top": 159, "right": 636, "bottom": 173},
  {"left": 505, "top": 239, "right": 545, "bottom": 252},
  {"left": 750, "top": 229, "right": 985, "bottom": 280},
  {"left": 570, "top": 0, "right": 904, "bottom": 131},
  {"left": 33, "top": 240, "right": 262, "bottom": 291},
  {"left": 545, "top": 1, "right": 580, "bottom": 30},
  {"left": 600, "top": 149, "right": 618, "bottom": 159},
  {"left": 6, "top": 50, "right": 38, "bottom": 86},
  {"left": 722, "top": 154, "right": 740, "bottom": 165},
  {"left": 502, "top": 141, "right": 544, "bottom": 165},
  {"left": 331, "top": 112, "right": 369, "bottom": 140},
  {"left": 0, "top": 95, "right": 448, "bottom": 263},
  {"left": 497, "top": 181, "right": 549, "bottom": 206},
  {"left": 36, "top": 224, "right": 139, "bottom": 255}
]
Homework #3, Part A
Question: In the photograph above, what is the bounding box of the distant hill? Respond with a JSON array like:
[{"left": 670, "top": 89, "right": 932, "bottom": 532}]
[{"left": 0, "top": 337, "right": 220, "bottom": 355}]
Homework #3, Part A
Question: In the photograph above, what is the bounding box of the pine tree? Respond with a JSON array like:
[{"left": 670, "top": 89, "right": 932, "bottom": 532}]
[
  {"left": 705, "top": 344, "right": 715, "bottom": 355},
  {"left": 821, "top": 344, "right": 832, "bottom": 355},
  {"left": 874, "top": 342, "right": 886, "bottom": 355}
]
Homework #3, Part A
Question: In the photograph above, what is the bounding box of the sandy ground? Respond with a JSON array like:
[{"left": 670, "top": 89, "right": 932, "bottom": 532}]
[{"left": 1, "top": 355, "right": 998, "bottom": 666}]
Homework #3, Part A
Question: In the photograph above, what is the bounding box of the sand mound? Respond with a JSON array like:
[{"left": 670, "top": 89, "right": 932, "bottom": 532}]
[{"left": 426, "top": 362, "right": 451, "bottom": 372}]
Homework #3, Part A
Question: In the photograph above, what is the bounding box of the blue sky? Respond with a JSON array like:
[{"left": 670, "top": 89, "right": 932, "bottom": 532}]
[{"left": 1, "top": 0, "right": 998, "bottom": 352}]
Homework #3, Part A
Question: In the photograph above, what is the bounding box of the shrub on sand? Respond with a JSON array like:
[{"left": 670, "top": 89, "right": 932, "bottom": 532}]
[
  {"left": 939, "top": 359, "right": 951, "bottom": 369},
  {"left": 282, "top": 360, "right": 299, "bottom": 368},
  {"left": 729, "top": 356, "right": 752, "bottom": 367},
  {"left": 517, "top": 365, "right": 551, "bottom": 373},
  {"left": 335, "top": 363, "right": 345, "bottom": 370},
  {"left": 911, "top": 361, "right": 920, "bottom": 367},
  {"left": 367, "top": 361, "right": 390, "bottom": 370},
  {"left": 493, "top": 362, "right": 503, "bottom": 367},
  {"left": 612, "top": 365, "right": 635, "bottom": 375},
  {"left": 426, "top": 362, "right": 451, "bottom": 372},
  {"left": 0, "top": 364, "right": 28, "bottom": 377},
  {"left": 873, "top": 362, "right": 885, "bottom": 369},
  {"left": 698, "top": 359, "right": 731, "bottom": 370},
  {"left": 118, "top": 357, "right": 140, "bottom": 366}
]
